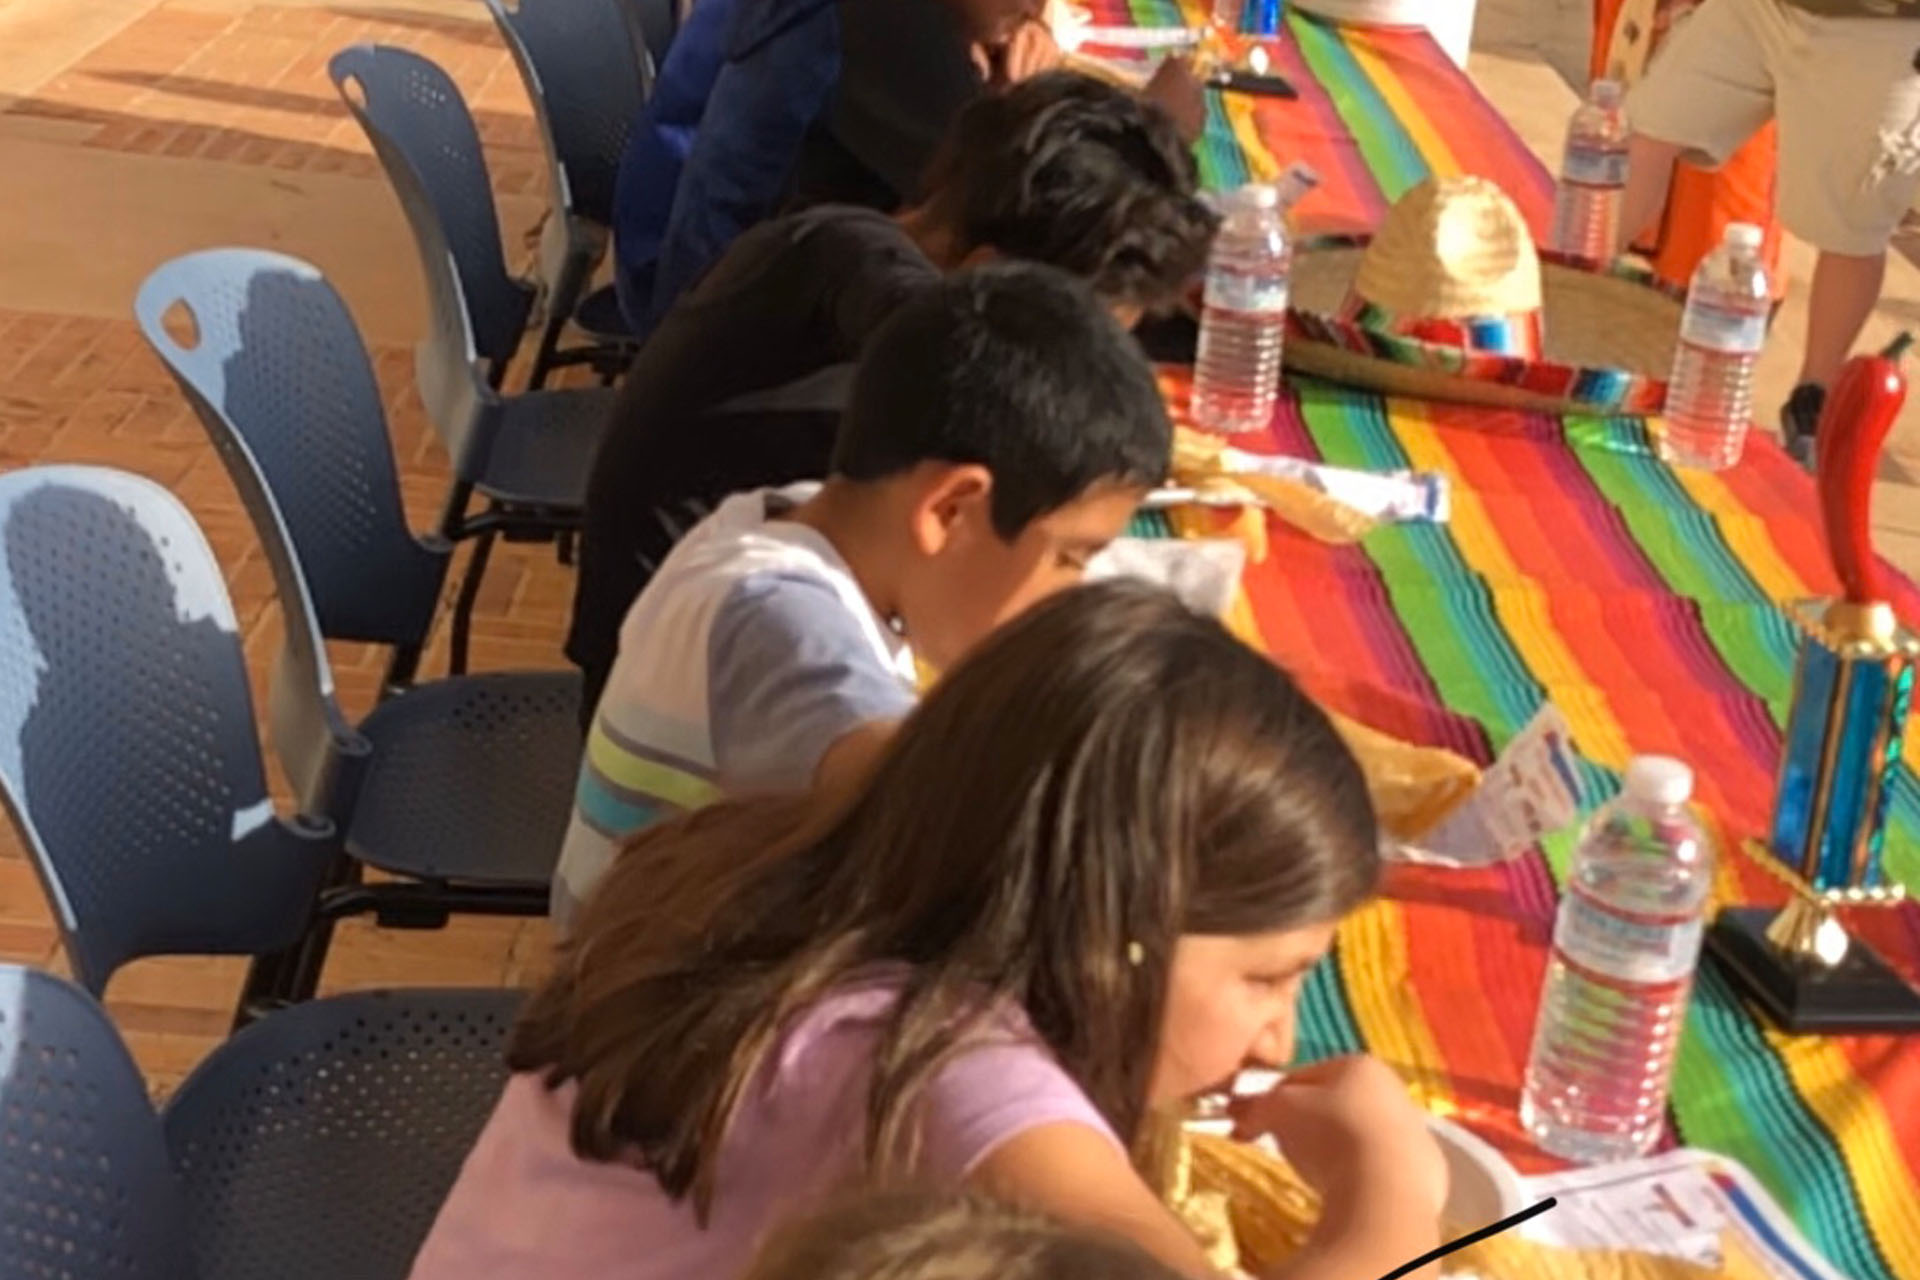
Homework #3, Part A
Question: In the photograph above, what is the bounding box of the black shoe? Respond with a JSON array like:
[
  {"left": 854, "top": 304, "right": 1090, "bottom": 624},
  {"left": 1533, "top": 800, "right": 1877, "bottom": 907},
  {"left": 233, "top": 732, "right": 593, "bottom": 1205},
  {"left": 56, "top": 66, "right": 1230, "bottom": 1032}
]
[{"left": 1781, "top": 383, "right": 1825, "bottom": 470}]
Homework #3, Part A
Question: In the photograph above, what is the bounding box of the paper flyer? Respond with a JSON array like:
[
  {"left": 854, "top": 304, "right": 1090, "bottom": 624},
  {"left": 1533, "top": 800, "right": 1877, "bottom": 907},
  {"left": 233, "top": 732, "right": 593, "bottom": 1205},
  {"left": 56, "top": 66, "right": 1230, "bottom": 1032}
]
[
  {"left": 1218, "top": 447, "right": 1452, "bottom": 524},
  {"left": 1518, "top": 1150, "right": 1848, "bottom": 1280},
  {"left": 1394, "top": 703, "right": 1584, "bottom": 867}
]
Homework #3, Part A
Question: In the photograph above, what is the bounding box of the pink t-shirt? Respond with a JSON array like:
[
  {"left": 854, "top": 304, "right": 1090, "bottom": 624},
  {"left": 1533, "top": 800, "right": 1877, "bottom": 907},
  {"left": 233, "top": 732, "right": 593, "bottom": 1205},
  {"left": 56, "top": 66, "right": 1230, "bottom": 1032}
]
[{"left": 408, "top": 980, "right": 1119, "bottom": 1280}]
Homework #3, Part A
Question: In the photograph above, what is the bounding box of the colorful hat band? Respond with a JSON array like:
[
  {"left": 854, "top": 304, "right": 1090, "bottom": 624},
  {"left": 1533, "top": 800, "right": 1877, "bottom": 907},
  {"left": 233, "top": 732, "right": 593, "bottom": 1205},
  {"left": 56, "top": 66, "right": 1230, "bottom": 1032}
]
[{"left": 1338, "top": 294, "right": 1544, "bottom": 360}]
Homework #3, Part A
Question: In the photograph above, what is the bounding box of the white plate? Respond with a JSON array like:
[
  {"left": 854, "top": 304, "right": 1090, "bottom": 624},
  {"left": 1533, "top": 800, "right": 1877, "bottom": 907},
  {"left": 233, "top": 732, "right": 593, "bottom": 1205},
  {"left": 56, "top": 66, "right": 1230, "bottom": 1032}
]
[{"left": 1427, "top": 1114, "right": 1528, "bottom": 1224}]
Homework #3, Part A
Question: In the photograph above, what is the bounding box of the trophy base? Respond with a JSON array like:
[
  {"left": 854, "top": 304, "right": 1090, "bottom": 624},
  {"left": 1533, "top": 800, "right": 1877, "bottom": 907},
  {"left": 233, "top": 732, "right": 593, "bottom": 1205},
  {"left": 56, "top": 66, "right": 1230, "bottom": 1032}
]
[{"left": 1707, "top": 908, "right": 1920, "bottom": 1034}]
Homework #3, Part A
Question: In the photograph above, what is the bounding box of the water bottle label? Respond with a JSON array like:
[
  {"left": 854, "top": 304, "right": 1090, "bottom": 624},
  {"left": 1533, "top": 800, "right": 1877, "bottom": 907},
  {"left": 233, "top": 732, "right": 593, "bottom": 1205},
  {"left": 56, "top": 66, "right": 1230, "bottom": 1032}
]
[
  {"left": 1204, "top": 269, "right": 1290, "bottom": 316},
  {"left": 1555, "top": 888, "right": 1704, "bottom": 986},
  {"left": 1563, "top": 141, "right": 1627, "bottom": 187},
  {"left": 1679, "top": 299, "right": 1768, "bottom": 355}
]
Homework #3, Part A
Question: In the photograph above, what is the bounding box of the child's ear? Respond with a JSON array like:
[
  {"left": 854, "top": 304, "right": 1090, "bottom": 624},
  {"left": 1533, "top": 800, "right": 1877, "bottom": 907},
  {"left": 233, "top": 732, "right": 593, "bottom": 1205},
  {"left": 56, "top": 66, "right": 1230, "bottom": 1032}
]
[
  {"left": 956, "top": 244, "right": 999, "bottom": 270},
  {"left": 910, "top": 464, "right": 995, "bottom": 556}
]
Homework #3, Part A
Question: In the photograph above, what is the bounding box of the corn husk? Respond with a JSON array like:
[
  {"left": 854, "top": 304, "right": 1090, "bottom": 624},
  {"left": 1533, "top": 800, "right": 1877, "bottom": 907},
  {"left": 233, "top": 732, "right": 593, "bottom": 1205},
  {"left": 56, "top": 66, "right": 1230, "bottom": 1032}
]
[
  {"left": 1169, "top": 427, "right": 1380, "bottom": 557},
  {"left": 1164, "top": 427, "right": 1482, "bottom": 840},
  {"left": 1328, "top": 710, "right": 1481, "bottom": 840}
]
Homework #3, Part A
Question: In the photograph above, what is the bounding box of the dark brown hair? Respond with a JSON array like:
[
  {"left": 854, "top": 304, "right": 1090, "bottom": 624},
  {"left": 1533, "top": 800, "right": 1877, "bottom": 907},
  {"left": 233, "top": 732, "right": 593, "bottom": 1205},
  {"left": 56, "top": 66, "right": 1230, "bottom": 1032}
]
[
  {"left": 742, "top": 1190, "right": 1186, "bottom": 1280},
  {"left": 917, "top": 72, "right": 1218, "bottom": 310},
  {"left": 511, "top": 581, "right": 1378, "bottom": 1216}
]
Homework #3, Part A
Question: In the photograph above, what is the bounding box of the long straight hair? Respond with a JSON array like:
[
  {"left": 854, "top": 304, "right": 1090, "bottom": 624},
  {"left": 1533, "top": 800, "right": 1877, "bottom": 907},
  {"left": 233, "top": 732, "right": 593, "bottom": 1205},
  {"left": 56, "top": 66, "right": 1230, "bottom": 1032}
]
[{"left": 510, "top": 581, "right": 1379, "bottom": 1217}]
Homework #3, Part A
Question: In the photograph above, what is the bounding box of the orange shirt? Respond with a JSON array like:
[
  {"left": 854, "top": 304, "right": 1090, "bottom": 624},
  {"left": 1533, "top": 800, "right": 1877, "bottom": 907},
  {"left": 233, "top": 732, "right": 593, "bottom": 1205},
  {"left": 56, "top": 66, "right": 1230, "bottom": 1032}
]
[{"left": 1592, "top": 0, "right": 1788, "bottom": 298}]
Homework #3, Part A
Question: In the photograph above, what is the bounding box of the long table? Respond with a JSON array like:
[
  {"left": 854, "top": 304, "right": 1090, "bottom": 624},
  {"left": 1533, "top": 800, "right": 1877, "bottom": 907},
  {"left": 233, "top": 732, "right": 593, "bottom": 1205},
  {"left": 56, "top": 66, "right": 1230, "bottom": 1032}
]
[{"left": 1099, "top": 7, "right": 1920, "bottom": 1277}]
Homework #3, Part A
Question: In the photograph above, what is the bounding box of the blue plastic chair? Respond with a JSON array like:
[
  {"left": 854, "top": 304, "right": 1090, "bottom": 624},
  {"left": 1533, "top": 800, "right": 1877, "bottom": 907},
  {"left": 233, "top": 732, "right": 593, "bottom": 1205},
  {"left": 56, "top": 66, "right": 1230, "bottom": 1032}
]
[
  {"left": 135, "top": 249, "right": 583, "bottom": 992},
  {"left": 486, "top": 0, "right": 647, "bottom": 387},
  {"left": 0, "top": 965, "right": 190, "bottom": 1280},
  {"left": 329, "top": 43, "right": 617, "bottom": 674},
  {"left": 165, "top": 985, "right": 521, "bottom": 1280},
  {"left": 0, "top": 962, "right": 521, "bottom": 1280},
  {"left": 625, "top": 0, "right": 676, "bottom": 75},
  {"left": 0, "top": 466, "right": 334, "bottom": 1015}
]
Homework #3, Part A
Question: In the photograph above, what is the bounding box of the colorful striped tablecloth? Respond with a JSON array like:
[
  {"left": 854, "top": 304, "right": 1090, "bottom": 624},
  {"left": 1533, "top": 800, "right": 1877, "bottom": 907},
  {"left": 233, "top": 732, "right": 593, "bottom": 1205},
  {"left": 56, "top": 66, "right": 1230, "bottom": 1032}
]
[
  {"left": 1081, "top": 1, "right": 1555, "bottom": 239},
  {"left": 1158, "top": 390, "right": 1920, "bottom": 1280},
  {"left": 1100, "top": 7, "right": 1920, "bottom": 1277}
]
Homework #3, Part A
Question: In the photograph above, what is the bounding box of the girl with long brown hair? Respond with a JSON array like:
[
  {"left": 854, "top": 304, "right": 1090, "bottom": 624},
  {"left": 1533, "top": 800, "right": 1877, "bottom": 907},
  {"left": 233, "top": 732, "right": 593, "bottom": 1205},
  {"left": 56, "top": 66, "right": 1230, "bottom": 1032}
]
[{"left": 410, "top": 580, "right": 1448, "bottom": 1280}]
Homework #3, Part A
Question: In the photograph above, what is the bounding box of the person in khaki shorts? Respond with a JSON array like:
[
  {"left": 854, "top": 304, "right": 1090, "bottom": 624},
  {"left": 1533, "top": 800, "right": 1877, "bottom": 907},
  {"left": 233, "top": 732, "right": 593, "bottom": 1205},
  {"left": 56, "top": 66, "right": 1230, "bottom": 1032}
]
[{"left": 1618, "top": 0, "right": 1920, "bottom": 463}]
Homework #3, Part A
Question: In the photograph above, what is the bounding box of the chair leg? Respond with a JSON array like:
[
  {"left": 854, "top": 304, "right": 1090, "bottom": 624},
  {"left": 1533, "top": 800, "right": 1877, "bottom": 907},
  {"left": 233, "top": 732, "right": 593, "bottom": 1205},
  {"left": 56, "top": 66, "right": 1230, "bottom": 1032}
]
[
  {"left": 527, "top": 312, "right": 568, "bottom": 391},
  {"left": 381, "top": 643, "right": 423, "bottom": 698},
  {"left": 449, "top": 528, "right": 497, "bottom": 676},
  {"left": 435, "top": 479, "right": 475, "bottom": 542},
  {"left": 234, "top": 953, "right": 294, "bottom": 1030},
  {"left": 231, "top": 850, "right": 364, "bottom": 1027}
]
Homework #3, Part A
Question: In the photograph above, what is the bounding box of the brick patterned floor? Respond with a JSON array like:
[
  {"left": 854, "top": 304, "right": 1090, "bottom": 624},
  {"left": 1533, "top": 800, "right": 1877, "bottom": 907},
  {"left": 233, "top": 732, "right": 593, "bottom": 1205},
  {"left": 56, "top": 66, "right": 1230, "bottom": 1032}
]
[
  {"left": 5, "top": 3, "right": 546, "bottom": 190},
  {"left": 0, "top": 302, "right": 566, "bottom": 1092},
  {"left": 0, "top": 0, "right": 564, "bottom": 1093}
]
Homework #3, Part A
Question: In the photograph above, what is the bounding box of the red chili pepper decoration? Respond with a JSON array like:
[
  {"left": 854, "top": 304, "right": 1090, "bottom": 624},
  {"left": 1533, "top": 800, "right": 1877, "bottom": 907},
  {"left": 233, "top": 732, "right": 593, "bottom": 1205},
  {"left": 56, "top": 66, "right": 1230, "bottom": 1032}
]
[{"left": 1817, "top": 333, "right": 1910, "bottom": 606}]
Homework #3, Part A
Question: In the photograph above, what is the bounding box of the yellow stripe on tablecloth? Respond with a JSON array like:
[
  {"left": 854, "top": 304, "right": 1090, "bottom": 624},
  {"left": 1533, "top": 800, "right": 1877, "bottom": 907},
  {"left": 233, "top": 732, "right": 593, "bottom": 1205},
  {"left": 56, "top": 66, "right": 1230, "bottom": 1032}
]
[
  {"left": 1763, "top": 1026, "right": 1920, "bottom": 1278},
  {"left": 1221, "top": 90, "right": 1281, "bottom": 183},
  {"left": 1334, "top": 898, "right": 1456, "bottom": 1109},
  {"left": 1339, "top": 35, "right": 1461, "bottom": 180},
  {"left": 1671, "top": 468, "right": 1814, "bottom": 603},
  {"left": 1392, "top": 414, "right": 1636, "bottom": 770}
]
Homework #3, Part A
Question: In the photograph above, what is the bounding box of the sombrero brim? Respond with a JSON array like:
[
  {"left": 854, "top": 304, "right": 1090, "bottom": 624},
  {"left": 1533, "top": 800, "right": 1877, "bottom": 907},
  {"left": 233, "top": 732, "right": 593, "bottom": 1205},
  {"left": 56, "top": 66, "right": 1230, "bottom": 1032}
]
[{"left": 1286, "top": 239, "right": 1685, "bottom": 415}]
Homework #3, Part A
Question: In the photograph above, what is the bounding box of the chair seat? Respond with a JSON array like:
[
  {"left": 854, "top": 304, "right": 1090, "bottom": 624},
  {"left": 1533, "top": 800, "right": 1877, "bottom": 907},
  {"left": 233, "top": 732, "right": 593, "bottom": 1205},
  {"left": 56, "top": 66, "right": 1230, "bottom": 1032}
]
[
  {"left": 347, "top": 670, "right": 584, "bottom": 885},
  {"left": 164, "top": 987, "right": 521, "bottom": 1280},
  {"left": 573, "top": 282, "right": 635, "bottom": 345},
  {"left": 476, "top": 385, "right": 616, "bottom": 511}
]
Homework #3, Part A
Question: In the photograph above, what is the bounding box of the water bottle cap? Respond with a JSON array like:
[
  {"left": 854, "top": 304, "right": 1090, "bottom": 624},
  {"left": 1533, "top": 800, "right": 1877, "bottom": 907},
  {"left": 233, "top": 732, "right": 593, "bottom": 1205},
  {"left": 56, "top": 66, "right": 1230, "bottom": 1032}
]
[
  {"left": 1233, "top": 182, "right": 1283, "bottom": 210},
  {"left": 1624, "top": 756, "right": 1694, "bottom": 808},
  {"left": 1590, "top": 78, "right": 1623, "bottom": 107},
  {"left": 1273, "top": 163, "right": 1321, "bottom": 212},
  {"left": 1724, "top": 222, "right": 1764, "bottom": 252}
]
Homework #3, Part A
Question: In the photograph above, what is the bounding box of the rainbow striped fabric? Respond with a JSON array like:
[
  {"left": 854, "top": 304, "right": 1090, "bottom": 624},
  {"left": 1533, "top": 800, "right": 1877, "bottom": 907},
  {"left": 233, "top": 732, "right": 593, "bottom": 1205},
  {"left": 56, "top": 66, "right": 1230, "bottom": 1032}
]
[
  {"left": 1101, "top": 7, "right": 1920, "bottom": 1276},
  {"left": 1081, "top": 1, "right": 1555, "bottom": 238},
  {"left": 1163, "top": 389, "right": 1920, "bottom": 1280}
]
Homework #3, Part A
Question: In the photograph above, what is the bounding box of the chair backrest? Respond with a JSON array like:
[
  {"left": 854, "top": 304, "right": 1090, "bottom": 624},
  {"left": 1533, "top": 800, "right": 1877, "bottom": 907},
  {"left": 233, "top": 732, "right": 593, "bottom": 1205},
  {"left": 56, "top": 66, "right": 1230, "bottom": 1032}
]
[
  {"left": 329, "top": 44, "right": 531, "bottom": 435},
  {"left": 0, "top": 467, "right": 334, "bottom": 994},
  {"left": 625, "top": 0, "right": 675, "bottom": 78},
  {"left": 136, "top": 250, "right": 450, "bottom": 651},
  {"left": 0, "top": 965, "right": 189, "bottom": 1280},
  {"left": 135, "top": 248, "right": 450, "bottom": 813},
  {"left": 486, "top": 0, "right": 646, "bottom": 228},
  {"left": 164, "top": 987, "right": 523, "bottom": 1280}
]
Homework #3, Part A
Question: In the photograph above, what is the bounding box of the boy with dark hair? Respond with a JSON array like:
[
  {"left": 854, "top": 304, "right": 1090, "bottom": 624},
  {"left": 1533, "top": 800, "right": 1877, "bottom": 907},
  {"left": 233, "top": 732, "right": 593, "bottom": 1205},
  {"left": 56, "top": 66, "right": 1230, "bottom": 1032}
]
[
  {"left": 611, "top": 0, "right": 1062, "bottom": 332},
  {"left": 553, "top": 263, "right": 1170, "bottom": 926},
  {"left": 567, "top": 71, "right": 1214, "bottom": 724}
]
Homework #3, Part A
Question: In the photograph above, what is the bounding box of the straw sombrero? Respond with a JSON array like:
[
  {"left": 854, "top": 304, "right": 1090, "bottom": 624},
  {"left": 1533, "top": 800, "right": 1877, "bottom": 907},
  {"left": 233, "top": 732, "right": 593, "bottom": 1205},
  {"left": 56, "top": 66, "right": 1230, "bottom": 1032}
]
[{"left": 1285, "top": 176, "right": 1684, "bottom": 415}]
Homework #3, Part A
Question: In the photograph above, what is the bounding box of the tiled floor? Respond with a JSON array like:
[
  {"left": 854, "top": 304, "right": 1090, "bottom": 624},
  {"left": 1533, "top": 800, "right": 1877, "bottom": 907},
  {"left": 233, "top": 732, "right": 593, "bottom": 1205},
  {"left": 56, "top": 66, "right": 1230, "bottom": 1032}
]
[{"left": 2, "top": 0, "right": 1918, "bottom": 1095}]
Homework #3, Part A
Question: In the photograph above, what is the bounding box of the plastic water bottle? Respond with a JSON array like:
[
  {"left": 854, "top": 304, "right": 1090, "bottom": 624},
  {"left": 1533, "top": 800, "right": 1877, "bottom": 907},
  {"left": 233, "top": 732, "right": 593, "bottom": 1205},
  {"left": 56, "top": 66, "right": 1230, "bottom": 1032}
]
[
  {"left": 1191, "top": 171, "right": 1314, "bottom": 436},
  {"left": 1521, "top": 757, "right": 1713, "bottom": 1164},
  {"left": 1549, "top": 79, "right": 1628, "bottom": 262},
  {"left": 1661, "top": 223, "right": 1772, "bottom": 471}
]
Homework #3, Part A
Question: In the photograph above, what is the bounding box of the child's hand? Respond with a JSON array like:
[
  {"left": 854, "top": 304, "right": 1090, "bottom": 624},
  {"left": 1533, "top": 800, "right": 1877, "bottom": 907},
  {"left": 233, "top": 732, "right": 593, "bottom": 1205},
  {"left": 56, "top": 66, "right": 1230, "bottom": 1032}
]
[
  {"left": 1145, "top": 57, "right": 1208, "bottom": 143},
  {"left": 1227, "top": 1055, "right": 1449, "bottom": 1218}
]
